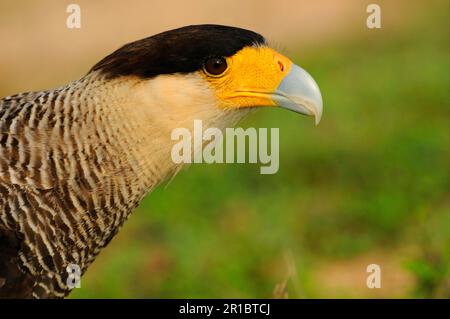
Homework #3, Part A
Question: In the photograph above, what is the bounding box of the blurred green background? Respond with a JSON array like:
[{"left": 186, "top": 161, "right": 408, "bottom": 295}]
[{"left": 1, "top": 1, "right": 448, "bottom": 298}]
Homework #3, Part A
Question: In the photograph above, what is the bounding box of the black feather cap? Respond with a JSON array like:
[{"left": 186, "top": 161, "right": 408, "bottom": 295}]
[{"left": 90, "top": 24, "right": 266, "bottom": 79}]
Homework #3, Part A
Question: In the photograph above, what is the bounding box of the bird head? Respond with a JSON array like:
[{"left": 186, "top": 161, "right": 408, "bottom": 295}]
[{"left": 90, "top": 25, "right": 323, "bottom": 132}]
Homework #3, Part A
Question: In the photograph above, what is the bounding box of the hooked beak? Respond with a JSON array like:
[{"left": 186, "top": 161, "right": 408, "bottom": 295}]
[{"left": 272, "top": 64, "right": 323, "bottom": 125}]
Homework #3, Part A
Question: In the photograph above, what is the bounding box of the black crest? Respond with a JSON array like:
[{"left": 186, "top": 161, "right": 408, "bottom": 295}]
[{"left": 90, "top": 24, "right": 266, "bottom": 79}]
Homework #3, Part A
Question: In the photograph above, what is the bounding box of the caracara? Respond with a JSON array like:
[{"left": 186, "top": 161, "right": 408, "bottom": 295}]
[{"left": 0, "top": 25, "right": 322, "bottom": 298}]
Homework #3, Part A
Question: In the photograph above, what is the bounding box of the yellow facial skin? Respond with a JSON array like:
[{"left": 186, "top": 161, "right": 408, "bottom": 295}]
[{"left": 200, "top": 46, "right": 293, "bottom": 109}]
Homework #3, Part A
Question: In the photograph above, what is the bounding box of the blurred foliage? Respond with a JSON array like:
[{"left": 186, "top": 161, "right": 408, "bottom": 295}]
[{"left": 71, "top": 3, "right": 448, "bottom": 298}]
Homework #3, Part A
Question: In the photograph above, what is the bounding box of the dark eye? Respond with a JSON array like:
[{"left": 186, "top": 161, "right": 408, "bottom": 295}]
[{"left": 203, "top": 57, "right": 228, "bottom": 76}]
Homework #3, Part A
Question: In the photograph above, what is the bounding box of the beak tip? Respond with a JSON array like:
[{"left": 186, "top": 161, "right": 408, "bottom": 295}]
[
  {"left": 314, "top": 101, "right": 323, "bottom": 126},
  {"left": 274, "top": 64, "right": 323, "bottom": 126},
  {"left": 315, "top": 116, "right": 321, "bottom": 126}
]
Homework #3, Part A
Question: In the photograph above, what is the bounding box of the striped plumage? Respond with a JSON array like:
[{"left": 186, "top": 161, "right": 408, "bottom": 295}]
[
  {"left": 0, "top": 25, "right": 323, "bottom": 298},
  {"left": 0, "top": 64, "right": 248, "bottom": 297},
  {"left": 0, "top": 73, "right": 159, "bottom": 297}
]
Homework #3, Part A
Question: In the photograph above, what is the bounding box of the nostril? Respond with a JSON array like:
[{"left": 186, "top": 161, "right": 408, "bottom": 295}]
[{"left": 277, "top": 60, "right": 285, "bottom": 72}]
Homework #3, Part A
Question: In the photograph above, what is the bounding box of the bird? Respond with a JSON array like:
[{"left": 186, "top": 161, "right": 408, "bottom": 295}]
[{"left": 0, "top": 24, "right": 322, "bottom": 298}]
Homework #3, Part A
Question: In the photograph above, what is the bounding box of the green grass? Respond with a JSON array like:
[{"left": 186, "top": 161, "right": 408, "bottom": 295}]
[{"left": 72, "top": 4, "right": 449, "bottom": 298}]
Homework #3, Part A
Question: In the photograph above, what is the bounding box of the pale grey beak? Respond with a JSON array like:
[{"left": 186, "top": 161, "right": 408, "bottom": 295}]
[{"left": 272, "top": 64, "right": 323, "bottom": 125}]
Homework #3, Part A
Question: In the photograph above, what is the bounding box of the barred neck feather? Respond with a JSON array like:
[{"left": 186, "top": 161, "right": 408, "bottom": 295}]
[{"left": 0, "top": 70, "right": 246, "bottom": 298}]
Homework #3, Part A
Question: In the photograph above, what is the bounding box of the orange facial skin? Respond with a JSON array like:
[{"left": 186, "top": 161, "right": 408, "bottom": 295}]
[{"left": 200, "top": 46, "right": 293, "bottom": 109}]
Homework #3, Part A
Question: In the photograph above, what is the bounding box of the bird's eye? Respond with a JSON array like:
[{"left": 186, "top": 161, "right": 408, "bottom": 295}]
[{"left": 203, "top": 57, "right": 228, "bottom": 76}]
